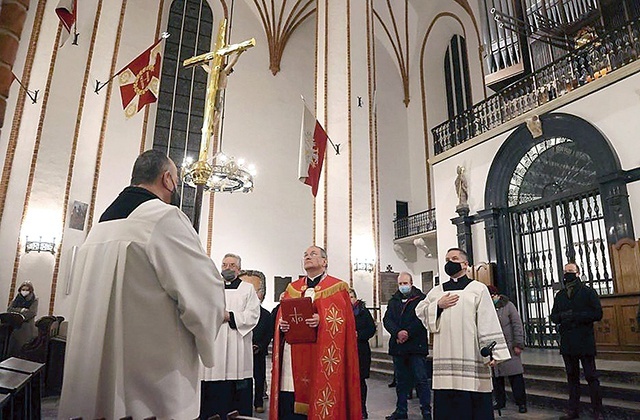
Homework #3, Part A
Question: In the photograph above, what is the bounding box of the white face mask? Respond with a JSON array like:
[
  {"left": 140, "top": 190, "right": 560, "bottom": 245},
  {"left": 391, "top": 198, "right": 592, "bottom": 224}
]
[{"left": 20, "top": 290, "right": 30, "bottom": 297}]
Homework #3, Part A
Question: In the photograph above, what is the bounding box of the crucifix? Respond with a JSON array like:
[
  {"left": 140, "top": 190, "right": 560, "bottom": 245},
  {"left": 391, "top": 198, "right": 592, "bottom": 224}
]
[{"left": 182, "top": 19, "right": 255, "bottom": 231}]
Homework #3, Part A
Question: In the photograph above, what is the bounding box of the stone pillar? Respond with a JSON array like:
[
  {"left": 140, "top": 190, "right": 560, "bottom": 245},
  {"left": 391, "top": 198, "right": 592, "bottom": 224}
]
[
  {"left": 452, "top": 205, "right": 474, "bottom": 265},
  {"left": 315, "top": 0, "right": 376, "bottom": 300},
  {"left": 0, "top": 0, "right": 30, "bottom": 131}
]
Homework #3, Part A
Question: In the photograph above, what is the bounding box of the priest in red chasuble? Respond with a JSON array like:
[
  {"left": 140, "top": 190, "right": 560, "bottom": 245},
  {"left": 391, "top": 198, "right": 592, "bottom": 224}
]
[{"left": 270, "top": 246, "right": 362, "bottom": 419}]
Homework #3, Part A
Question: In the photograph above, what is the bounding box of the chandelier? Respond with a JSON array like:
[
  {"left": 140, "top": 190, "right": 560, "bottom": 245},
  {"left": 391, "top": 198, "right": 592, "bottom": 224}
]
[{"left": 182, "top": 153, "right": 255, "bottom": 193}]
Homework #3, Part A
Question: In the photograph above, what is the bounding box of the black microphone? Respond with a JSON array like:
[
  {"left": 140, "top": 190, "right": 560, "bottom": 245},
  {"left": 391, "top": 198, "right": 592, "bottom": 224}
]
[{"left": 480, "top": 341, "right": 497, "bottom": 357}]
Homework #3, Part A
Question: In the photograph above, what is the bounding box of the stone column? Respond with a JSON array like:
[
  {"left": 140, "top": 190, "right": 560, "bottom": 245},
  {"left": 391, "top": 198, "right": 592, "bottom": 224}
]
[{"left": 315, "top": 0, "right": 377, "bottom": 302}]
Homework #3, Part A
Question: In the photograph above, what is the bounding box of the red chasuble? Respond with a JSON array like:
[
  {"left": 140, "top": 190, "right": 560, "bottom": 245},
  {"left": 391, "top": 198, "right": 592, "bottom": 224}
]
[{"left": 270, "top": 275, "right": 362, "bottom": 419}]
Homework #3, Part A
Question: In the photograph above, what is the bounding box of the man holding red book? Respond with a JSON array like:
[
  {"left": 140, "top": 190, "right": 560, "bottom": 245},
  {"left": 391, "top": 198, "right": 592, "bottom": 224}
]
[{"left": 270, "top": 246, "right": 362, "bottom": 419}]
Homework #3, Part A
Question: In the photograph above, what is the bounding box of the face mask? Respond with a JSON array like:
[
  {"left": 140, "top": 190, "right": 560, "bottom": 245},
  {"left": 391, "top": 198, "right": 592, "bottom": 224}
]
[
  {"left": 444, "top": 260, "right": 463, "bottom": 277},
  {"left": 564, "top": 272, "right": 578, "bottom": 282},
  {"left": 170, "top": 178, "right": 181, "bottom": 207},
  {"left": 221, "top": 269, "right": 236, "bottom": 281},
  {"left": 492, "top": 296, "right": 500, "bottom": 304},
  {"left": 20, "top": 290, "right": 29, "bottom": 297},
  {"left": 399, "top": 285, "right": 411, "bottom": 295}
]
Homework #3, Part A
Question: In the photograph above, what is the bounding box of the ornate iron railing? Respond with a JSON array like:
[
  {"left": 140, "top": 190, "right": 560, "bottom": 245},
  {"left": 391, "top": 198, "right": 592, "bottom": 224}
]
[
  {"left": 393, "top": 209, "right": 437, "bottom": 240},
  {"left": 432, "top": 16, "right": 640, "bottom": 155}
]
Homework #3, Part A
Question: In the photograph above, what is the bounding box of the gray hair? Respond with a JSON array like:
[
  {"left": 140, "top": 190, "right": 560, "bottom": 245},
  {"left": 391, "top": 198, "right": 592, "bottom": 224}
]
[
  {"left": 131, "top": 149, "right": 171, "bottom": 185},
  {"left": 239, "top": 270, "right": 266, "bottom": 295},
  {"left": 223, "top": 253, "right": 242, "bottom": 269}
]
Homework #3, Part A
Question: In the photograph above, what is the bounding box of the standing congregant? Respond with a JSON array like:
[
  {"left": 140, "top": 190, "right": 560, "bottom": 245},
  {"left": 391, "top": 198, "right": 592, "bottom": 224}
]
[
  {"left": 416, "top": 248, "right": 510, "bottom": 419},
  {"left": 383, "top": 272, "right": 431, "bottom": 420},
  {"left": 550, "top": 263, "right": 604, "bottom": 420},
  {"left": 200, "top": 253, "right": 261, "bottom": 419},
  {"left": 270, "top": 246, "right": 362, "bottom": 419},
  {"left": 58, "top": 150, "right": 226, "bottom": 420}
]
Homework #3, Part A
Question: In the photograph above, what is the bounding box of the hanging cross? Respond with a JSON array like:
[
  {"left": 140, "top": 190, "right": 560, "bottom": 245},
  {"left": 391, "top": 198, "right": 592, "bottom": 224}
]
[
  {"left": 183, "top": 18, "right": 255, "bottom": 164},
  {"left": 182, "top": 19, "right": 255, "bottom": 231}
]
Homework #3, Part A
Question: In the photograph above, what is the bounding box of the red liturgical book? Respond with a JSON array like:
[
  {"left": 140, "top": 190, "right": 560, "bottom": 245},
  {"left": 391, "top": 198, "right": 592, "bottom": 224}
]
[{"left": 281, "top": 297, "right": 317, "bottom": 344}]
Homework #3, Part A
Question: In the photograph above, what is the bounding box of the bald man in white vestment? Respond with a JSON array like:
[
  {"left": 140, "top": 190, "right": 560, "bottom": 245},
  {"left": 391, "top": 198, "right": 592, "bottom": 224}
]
[
  {"left": 58, "top": 150, "right": 226, "bottom": 420},
  {"left": 199, "top": 253, "right": 261, "bottom": 419}
]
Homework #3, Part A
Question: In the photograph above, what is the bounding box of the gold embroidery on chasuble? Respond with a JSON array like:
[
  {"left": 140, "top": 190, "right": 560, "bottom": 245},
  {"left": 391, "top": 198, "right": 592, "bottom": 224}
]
[
  {"left": 315, "top": 385, "right": 336, "bottom": 419},
  {"left": 321, "top": 343, "right": 341, "bottom": 378},
  {"left": 325, "top": 304, "right": 344, "bottom": 338}
]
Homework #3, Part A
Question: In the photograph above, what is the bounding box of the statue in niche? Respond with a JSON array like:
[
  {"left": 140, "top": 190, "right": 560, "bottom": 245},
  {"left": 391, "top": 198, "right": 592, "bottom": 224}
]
[
  {"left": 455, "top": 165, "right": 469, "bottom": 209},
  {"left": 526, "top": 115, "right": 543, "bottom": 138}
]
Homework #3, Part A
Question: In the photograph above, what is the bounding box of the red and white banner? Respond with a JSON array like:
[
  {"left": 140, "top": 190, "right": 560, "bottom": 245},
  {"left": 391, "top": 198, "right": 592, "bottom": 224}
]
[
  {"left": 55, "top": 0, "right": 77, "bottom": 47},
  {"left": 298, "top": 104, "right": 328, "bottom": 197},
  {"left": 117, "top": 38, "right": 163, "bottom": 119}
]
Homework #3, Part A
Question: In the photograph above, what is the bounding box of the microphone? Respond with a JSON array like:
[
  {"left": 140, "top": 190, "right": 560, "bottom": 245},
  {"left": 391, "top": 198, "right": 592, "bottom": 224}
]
[{"left": 480, "top": 341, "right": 497, "bottom": 357}]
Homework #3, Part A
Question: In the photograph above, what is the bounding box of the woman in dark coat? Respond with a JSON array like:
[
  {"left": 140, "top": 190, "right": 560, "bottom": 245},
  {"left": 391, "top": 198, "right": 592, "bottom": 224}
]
[
  {"left": 349, "top": 288, "right": 376, "bottom": 419},
  {"left": 7, "top": 281, "right": 38, "bottom": 356},
  {"left": 487, "top": 284, "right": 528, "bottom": 413}
]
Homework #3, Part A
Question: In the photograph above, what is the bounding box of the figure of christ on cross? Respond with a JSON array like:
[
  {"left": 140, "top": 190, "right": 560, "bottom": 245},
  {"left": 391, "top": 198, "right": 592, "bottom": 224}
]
[{"left": 182, "top": 18, "right": 255, "bottom": 230}]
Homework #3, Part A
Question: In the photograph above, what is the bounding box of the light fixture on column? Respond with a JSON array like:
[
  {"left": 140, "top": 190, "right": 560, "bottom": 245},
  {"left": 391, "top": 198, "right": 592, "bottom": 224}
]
[
  {"left": 25, "top": 236, "right": 57, "bottom": 254},
  {"left": 352, "top": 258, "right": 375, "bottom": 273}
]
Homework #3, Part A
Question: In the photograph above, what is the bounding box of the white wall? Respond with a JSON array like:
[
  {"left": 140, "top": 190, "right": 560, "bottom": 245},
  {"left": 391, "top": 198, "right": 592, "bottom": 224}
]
[{"left": 431, "top": 71, "right": 640, "bottom": 266}]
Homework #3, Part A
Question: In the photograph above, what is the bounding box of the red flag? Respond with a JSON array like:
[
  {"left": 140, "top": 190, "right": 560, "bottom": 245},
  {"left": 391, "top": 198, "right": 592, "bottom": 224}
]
[
  {"left": 56, "top": 0, "right": 76, "bottom": 47},
  {"left": 117, "top": 38, "right": 163, "bottom": 119},
  {"left": 298, "top": 104, "right": 328, "bottom": 197}
]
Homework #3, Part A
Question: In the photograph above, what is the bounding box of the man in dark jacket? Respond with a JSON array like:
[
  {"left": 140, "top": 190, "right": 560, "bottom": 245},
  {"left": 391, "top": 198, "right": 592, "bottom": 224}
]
[
  {"left": 550, "top": 263, "right": 604, "bottom": 420},
  {"left": 383, "top": 272, "right": 431, "bottom": 420},
  {"left": 240, "top": 270, "right": 273, "bottom": 414}
]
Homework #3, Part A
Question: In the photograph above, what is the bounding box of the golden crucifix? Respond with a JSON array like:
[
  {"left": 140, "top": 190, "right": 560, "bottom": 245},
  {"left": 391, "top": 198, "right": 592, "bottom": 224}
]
[{"left": 182, "top": 19, "right": 255, "bottom": 230}]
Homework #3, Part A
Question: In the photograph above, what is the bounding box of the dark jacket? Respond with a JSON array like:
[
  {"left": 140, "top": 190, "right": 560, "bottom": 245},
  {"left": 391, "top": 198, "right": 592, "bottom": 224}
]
[
  {"left": 383, "top": 286, "right": 428, "bottom": 356},
  {"left": 353, "top": 300, "right": 376, "bottom": 379},
  {"left": 253, "top": 306, "right": 273, "bottom": 356},
  {"left": 550, "top": 281, "right": 603, "bottom": 356}
]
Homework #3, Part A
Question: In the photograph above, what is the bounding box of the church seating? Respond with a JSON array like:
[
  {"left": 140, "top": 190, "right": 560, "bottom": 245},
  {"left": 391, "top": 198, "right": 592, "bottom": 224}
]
[
  {"left": 0, "top": 313, "right": 24, "bottom": 361},
  {"left": 19, "top": 316, "right": 58, "bottom": 364}
]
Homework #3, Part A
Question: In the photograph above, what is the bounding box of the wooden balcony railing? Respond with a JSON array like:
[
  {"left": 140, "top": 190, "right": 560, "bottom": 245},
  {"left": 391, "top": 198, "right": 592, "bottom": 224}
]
[
  {"left": 432, "top": 15, "right": 640, "bottom": 155},
  {"left": 393, "top": 209, "right": 437, "bottom": 240}
]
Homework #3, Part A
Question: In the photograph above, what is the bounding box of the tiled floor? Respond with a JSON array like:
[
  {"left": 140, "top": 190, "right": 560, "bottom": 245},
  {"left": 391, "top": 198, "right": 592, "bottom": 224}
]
[{"left": 44, "top": 375, "right": 565, "bottom": 419}]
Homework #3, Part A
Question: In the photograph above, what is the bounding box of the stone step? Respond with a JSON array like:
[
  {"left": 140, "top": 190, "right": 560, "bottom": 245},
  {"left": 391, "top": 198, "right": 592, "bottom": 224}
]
[
  {"left": 524, "top": 374, "right": 640, "bottom": 403},
  {"left": 370, "top": 366, "right": 640, "bottom": 419}
]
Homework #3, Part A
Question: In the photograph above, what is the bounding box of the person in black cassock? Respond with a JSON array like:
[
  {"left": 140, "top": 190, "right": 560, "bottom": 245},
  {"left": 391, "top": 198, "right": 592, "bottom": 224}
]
[{"left": 240, "top": 270, "right": 273, "bottom": 414}]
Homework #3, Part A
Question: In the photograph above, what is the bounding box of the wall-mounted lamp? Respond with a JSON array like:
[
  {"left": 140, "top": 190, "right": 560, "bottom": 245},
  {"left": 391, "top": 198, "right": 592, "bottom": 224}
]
[
  {"left": 25, "top": 236, "right": 57, "bottom": 254},
  {"left": 352, "top": 258, "right": 375, "bottom": 273}
]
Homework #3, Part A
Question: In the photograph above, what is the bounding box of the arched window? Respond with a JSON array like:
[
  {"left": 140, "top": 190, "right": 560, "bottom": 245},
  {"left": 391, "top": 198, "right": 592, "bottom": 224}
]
[
  {"left": 484, "top": 113, "right": 634, "bottom": 348},
  {"left": 153, "top": 0, "right": 213, "bottom": 222},
  {"left": 444, "top": 35, "right": 472, "bottom": 119}
]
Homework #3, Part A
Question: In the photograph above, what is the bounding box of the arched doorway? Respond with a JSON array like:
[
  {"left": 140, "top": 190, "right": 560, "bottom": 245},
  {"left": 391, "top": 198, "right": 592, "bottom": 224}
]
[{"left": 484, "top": 113, "right": 634, "bottom": 348}]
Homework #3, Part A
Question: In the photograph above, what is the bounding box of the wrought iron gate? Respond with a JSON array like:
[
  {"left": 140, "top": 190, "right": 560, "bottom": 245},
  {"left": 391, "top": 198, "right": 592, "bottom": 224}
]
[{"left": 510, "top": 190, "right": 613, "bottom": 348}]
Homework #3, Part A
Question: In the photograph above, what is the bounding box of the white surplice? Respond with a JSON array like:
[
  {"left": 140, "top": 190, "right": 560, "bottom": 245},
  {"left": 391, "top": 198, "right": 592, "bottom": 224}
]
[
  {"left": 416, "top": 279, "right": 510, "bottom": 393},
  {"left": 200, "top": 280, "right": 260, "bottom": 381},
  {"left": 58, "top": 200, "right": 226, "bottom": 420}
]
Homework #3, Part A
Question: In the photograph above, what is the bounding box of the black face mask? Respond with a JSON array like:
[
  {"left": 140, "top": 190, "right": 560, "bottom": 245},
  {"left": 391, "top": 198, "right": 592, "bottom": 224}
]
[
  {"left": 563, "top": 272, "right": 578, "bottom": 282},
  {"left": 444, "top": 260, "right": 463, "bottom": 277},
  {"left": 221, "top": 269, "right": 237, "bottom": 281},
  {"left": 170, "top": 179, "right": 181, "bottom": 207}
]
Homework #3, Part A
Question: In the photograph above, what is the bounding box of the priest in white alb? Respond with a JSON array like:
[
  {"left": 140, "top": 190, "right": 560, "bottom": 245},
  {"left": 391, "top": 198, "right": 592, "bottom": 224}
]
[
  {"left": 415, "top": 247, "right": 511, "bottom": 419},
  {"left": 200, "top": 253, "right": 261, "bottom": 419},
  {"left": 58, "top": 150, "right": 226, "bottom": 420}
]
